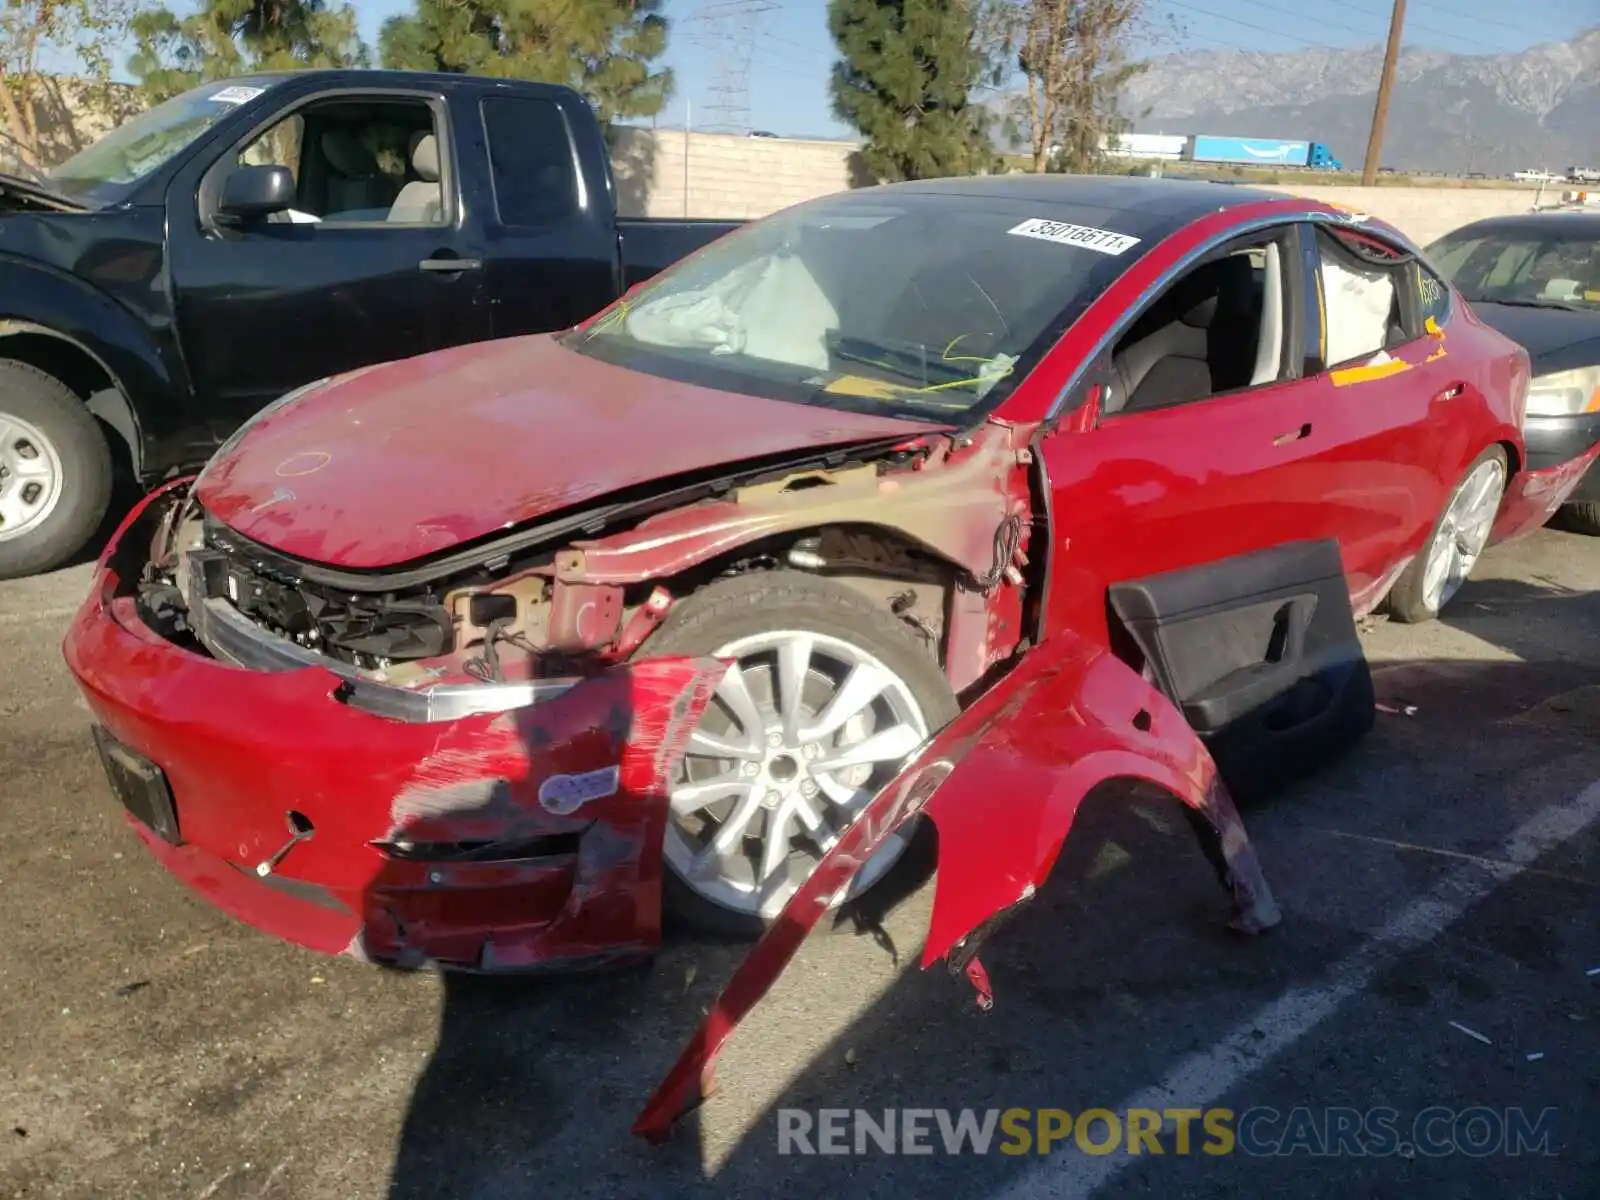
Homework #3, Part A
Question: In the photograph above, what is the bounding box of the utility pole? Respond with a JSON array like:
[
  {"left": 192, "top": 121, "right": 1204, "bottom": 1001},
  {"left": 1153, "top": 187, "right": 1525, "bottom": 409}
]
[{"left": 1361, "top": 0, "right": 1407, "bottom": 186}]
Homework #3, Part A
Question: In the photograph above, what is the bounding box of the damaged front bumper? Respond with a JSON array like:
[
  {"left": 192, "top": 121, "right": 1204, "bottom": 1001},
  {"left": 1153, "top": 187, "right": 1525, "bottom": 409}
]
[{"left": 62, "top": 483, "right": 725, "bottom": 972}]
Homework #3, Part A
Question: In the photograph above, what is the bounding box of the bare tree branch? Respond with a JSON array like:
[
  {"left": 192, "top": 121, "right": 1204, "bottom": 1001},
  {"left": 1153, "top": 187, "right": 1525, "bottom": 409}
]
[{"left": 979, "top": 0, "right": 1147, "bottom": 173}]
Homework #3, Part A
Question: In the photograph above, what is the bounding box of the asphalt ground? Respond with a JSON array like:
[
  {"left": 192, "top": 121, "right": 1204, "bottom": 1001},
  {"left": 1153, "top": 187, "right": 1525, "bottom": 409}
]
[{"left": 1, "top": 525, "right": 1596, "bottom": 1200}]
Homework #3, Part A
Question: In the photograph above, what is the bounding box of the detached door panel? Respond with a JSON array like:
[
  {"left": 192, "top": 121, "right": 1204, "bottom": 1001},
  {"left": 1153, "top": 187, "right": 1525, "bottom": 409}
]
[{"left": 1109, "top": 537, "right": 1374, "bottom": 799}]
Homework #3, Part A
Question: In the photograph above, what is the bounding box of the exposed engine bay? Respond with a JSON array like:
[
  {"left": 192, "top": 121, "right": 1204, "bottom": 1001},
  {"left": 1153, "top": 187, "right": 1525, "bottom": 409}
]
[{"left": 131, "top": 424, "right": 1044, "bottom": 699}]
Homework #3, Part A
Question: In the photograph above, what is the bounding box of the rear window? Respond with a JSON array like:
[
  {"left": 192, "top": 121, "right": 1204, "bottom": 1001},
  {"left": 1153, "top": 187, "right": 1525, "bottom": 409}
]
[
  {"left": 1427, "top": 226, "right": 1600, "bottom": 310},
  {"left": 565, "top": 191, "right": 1157, "bottom": 421},
  {"left": 480, "top": 96, "right": 579, "bottom": 227}
]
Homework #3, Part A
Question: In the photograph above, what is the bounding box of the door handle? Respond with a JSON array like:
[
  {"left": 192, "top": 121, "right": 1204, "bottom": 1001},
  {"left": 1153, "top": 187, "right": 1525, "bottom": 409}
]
[
  {"left": 1433, "top": 382, "right": 1465, "bottom": 402},
  {"left": 419, "top": 256, "right": 482, "bottom": 273},
  {"left": 1272, "top": 423, "right": 1312, "bottom": 446}
]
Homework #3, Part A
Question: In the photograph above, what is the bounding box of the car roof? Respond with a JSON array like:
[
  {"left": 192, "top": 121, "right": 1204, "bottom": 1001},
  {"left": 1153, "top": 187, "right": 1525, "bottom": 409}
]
[
  {"left": 1437, "top": 210, "right": 1600, "bottom": 240},
  {"left": 806, "top": 174, "right": 1297, "bottom": 248},
  {"left": 867, "top": 172, "right": 1285, "bottom": 217},
  {"left": 223, "top": 67, "right": 577, "bottom": 96}
]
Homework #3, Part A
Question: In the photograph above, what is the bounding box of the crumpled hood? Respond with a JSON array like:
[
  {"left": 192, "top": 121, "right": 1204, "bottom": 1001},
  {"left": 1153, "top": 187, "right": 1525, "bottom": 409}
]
[{"left": 195, "top": 334, "right": 941, "bottom": 569}]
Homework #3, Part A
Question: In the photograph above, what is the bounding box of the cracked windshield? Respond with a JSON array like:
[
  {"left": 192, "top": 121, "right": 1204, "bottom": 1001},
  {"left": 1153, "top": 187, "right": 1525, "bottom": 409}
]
[{"left": 571, "top": 193, "right": 1138, "bottom": 418}]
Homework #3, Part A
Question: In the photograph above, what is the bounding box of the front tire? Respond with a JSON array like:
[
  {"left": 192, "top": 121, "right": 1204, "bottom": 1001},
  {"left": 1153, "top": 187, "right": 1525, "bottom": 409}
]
[
  {"left": 0, "top": 361, "right": 114, "bottom": 580},
  {"left": 1558, "top": 501, "right": 1600, "bottom": 537},
  {"left": 1386, "top": 446, "right": 1507, "bottom": 624},
  {"left": 641, "top": 569, "right": 959, "bottom": 938}
]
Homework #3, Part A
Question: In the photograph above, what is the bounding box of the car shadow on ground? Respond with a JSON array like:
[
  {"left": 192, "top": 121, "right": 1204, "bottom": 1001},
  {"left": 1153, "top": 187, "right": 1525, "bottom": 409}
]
[{"left": 384, "top": 574, "right": 1600, "bottom": 1200}]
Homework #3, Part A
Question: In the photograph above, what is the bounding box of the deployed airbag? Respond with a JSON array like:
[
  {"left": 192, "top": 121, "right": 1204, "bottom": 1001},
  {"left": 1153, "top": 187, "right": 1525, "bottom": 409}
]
[{"left": 624, "top": 252, "right": 838, "bottom": 370}]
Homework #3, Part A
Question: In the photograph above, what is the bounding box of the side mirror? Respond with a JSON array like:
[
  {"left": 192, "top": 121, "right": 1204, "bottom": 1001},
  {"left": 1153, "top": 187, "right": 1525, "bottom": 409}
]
[{"left": 218, "top": 164, "right": 295, "bottom": 223}]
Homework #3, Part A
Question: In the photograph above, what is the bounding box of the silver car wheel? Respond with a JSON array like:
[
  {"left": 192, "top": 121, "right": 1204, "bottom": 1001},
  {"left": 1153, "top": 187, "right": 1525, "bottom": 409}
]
[
  {"left": 1421, "top": 456, "right": 1506, "bottom": 614},
  {"left": 0, "top": 412, "right": 66, "bottom": 543},
  {"left": 662, "top": 629, "right": 933, "bottom": 920}
]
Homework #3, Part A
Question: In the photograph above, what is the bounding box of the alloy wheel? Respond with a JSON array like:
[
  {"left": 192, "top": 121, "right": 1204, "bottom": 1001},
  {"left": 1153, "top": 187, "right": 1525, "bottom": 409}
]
[
  {"left": 1421, "top": 456, "right": 1506, "bottom": 613},
  {"left": 662, "top": 629, "right": 933, "bottom": 920}
]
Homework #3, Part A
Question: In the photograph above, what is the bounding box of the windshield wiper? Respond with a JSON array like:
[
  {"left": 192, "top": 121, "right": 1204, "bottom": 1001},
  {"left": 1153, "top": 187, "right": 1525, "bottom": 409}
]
[
  {"left": 0, "top": 127, "right": 49, "bottom": 183},
  {"left": 0, "top": 172, "right": 86, "bottom": 211},
  {"left": 0, "top": 129, "right": 90, "bottom": 210}
]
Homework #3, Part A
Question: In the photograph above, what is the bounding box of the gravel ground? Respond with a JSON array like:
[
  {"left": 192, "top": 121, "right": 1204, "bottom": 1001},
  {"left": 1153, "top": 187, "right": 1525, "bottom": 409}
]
[{"left": 1, "top": 526, "right": 1596, "bottom": 1200}]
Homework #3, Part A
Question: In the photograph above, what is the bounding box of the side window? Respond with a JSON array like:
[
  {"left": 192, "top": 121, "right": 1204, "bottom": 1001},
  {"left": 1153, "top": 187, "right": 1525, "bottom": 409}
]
[
  {"left": 239, "top": 113, "right": 303, "bottom": 176},
  {"left": 232, "top": 96, "right": 444, "bottom": 226},
  {"left": 1102, "top": 228, "right": 1296, "bottom": 416},
  {"left": 1313, "top": 227, "right": 1410, "bottom": 367},
  {"left": 1416, "top": 262, "right": 1452, "bottom": 328},
  {"left": 480, "top": 96, "right": 580, "bottom": 228}
]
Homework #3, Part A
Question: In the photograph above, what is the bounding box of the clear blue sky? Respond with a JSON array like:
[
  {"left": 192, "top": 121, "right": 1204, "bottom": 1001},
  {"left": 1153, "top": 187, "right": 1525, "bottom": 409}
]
[{"left": 104, "top": 0, "right": 1600, "bottom": 140}]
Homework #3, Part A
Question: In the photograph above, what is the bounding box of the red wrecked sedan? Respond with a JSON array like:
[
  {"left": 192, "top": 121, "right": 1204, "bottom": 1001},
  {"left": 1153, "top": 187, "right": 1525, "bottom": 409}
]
[{"left": 66, "top": 177, "right": 1537, "bottom": 992}]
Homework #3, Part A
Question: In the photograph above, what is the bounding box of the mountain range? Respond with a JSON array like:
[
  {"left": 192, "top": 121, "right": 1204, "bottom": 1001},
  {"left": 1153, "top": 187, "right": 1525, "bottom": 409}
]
[{"left": 1120, "top": 27, "right": 1600, "bottom": 174}]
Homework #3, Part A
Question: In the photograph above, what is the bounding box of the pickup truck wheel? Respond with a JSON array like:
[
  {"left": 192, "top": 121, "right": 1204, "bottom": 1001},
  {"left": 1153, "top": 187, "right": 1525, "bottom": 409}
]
[
  {"left": 0, "top": 361, "right": 114, "bottom": 579},
  {"left": 642, "top": 570, "right": 959, "bottom": 939},
  {"left": 1559, "top": 501, "right": 1600, "bottom": 536},
  {"left": 1386, "top": 446, "right": 1506, "bottom": 624}
]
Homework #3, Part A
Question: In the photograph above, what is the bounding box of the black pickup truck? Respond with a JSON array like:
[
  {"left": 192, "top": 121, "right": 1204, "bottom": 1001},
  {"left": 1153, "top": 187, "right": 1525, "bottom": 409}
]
[{"left": 0, "top": 69, "right": 740, "bottom": 577}]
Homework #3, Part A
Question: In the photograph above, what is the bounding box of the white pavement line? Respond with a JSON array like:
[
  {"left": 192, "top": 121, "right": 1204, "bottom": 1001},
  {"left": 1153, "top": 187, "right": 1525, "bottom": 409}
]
[
  {"left": 997, "top": 779, "right": 1600, "bottom": 1200},
  {"left": 0, "top": 605, "right": 79, "bottom": 627}
]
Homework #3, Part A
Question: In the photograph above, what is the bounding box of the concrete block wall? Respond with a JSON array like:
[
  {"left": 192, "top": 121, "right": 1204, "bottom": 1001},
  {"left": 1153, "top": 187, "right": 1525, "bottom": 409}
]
[
  {"left": 609, "top": 128, "right": 1537, "bottom": 245},
  {"left": 1258, "top": 185, "right": 1537, "bottom": 246},
  {"left": 612, "top": 126, "right": 857, "bottom": 219}
]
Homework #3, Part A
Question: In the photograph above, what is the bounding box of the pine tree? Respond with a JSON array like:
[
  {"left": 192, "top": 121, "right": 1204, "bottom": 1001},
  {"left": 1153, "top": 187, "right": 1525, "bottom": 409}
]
[
  {"left": 378, "top": 0, "right": 673, "bottom": 126},
  {"left": 130, "top": 0, "right": 368, "bottom": 103},
  {"left": 828, "top": 0, "right": 995, "bottom": 183}
]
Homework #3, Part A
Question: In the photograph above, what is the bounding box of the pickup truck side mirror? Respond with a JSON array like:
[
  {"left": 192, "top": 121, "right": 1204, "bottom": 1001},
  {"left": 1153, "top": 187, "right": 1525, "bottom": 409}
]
[{"left": 217, "top": 164, "right": 295, "bottom": 223}]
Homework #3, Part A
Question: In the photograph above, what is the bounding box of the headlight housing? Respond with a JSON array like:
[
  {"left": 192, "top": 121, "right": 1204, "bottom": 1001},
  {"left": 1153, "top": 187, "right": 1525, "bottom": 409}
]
[{"left": 1525, "top": 366, "right": 1600, "bottom": 418}]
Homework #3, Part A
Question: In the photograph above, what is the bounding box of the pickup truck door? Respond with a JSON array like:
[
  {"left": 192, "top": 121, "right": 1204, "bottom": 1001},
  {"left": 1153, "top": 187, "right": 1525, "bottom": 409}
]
[
  {"left": 471, "top": 93, "right": 622, "bottom": 339},
  {"left": 164, "top": 83, "right": 493, "bottom": 441}
]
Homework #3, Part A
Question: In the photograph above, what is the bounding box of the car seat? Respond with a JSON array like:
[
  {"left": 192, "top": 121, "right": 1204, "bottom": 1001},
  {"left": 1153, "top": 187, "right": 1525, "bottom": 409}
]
[{"left": 387, "top": 132, "right": 443, "bottom": 224}]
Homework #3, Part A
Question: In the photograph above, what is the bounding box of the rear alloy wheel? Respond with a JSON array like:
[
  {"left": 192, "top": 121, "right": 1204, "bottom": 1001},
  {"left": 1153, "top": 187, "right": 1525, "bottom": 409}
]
[
  {"left": 643, "top": 571, "right": 958, "bottom": 938},
  {"left": 0, "top": 361, "right": 114, "bottom": 580},
  {"left": 1387, "top": 447, "right": 1507, "bottom": 624}
]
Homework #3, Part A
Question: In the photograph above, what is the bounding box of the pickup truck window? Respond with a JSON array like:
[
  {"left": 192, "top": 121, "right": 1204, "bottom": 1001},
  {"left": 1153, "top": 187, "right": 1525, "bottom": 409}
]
[
  {"left": 236, "top": 96, "right": 445, "bottom": 225},
  {"left": 568, "top": 191, "right": 1142, "bottom": 420},
  {"left": 480, "top": 96, "right": 579, "bottom": 227},
  {"left": 47, "top": 78, "right": 284, "bottom": 206}
]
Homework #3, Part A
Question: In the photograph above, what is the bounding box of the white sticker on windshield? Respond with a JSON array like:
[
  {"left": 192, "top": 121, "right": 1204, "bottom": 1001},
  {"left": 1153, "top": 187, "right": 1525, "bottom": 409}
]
[
  {"left": 210, "top": 85, "right": 266, "bottom": 105},
  {"left": 1008, "top": 218, "right": 1140, "bottom": 256}
]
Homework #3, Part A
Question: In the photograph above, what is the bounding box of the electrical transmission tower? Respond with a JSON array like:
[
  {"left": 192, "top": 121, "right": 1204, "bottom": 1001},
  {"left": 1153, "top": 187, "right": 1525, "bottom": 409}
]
[{"left": 684, "top": 0, "right": 779, "bottom": 133}]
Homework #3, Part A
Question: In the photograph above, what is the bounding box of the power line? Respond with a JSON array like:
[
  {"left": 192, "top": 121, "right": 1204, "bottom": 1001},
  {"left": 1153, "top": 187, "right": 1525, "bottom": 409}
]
[
  {"left": 1233, "top": 0, "right": 1503, "bottom": 52},
  {"left": 1336, "top": 0, "right": 1529, "bottom": 49},
  {"left": 1159, "top": 0, "right": 1331, "bottom": 47},
  {"left": 1415, "top": 0, "right": 1596, "bottom": 36},
  {"left": 1229, "top": 0, "right": 1396, "bottom": 43},
  {"left": 1164, "top": 0, "right": 1510, "bottom": 55}
]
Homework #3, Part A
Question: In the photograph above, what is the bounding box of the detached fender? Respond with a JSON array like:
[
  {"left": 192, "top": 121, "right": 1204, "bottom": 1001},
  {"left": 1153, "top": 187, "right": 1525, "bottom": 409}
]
[{"left": 634, "top": 630, "right": 1281, "bottom": 1141}]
